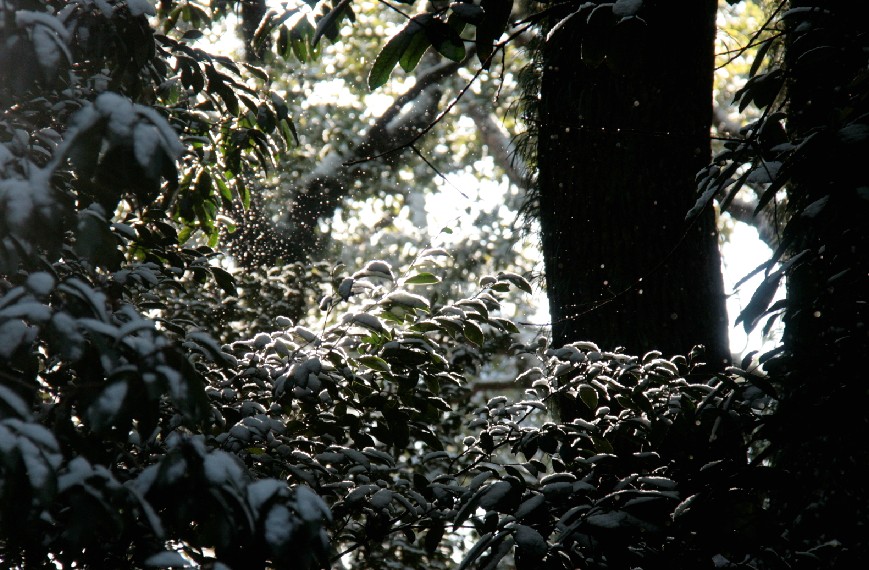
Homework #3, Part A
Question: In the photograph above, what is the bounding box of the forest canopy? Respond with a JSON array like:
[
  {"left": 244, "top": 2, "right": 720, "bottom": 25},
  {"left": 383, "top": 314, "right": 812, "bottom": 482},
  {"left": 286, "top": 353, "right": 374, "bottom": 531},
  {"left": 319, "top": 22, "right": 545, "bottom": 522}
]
[{"left": 0, "top": 1, "right": 866, "bottom": 569}]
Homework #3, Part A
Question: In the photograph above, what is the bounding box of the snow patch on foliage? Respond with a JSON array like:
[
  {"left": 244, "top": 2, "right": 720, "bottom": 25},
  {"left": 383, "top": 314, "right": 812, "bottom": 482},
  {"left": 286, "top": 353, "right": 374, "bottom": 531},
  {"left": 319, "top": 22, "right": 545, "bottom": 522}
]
[
  {"left": 264, "top": 504, "right": 295, "bottom": 548},
  {"left": 801, "top": 196, "right": 829, "bottom": 218},
  {"left": 613, "top": 0, "right": 643, "bottom": 18},
  {"left": 25, "top": 272, "right": 55, "bottom": 296},
  {"left": 144, "top": 550, "right": 191, "bottom": 568},
  {"left": 203, "top": 450, "right": 246, "bottom": 487},
  {"left": 295, "top": 485, "right": 332, "bottom": 522},
  {"left": 127, "top": 0, "right": 157, "bottom": 17},
  {"left": 88, "top": 381, "right": 128, "bottom": 428},
  {"left": 247, "top": 479, "right": 285, "bottom": 513},
  {"left": 15, "top": 10, "right": 72, "bottom": 73},
  {"left": 0, "top": 320, "right": 35, "bottom": 359}
]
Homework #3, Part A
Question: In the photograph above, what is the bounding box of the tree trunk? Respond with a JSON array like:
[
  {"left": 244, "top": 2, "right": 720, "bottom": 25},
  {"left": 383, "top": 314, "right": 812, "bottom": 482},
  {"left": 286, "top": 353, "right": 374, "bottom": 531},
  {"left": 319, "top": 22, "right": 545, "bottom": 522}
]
[
  {"left": 536, "top": 0, "right": 729, "bottom": 367},
  {"left": 240, "top": 0, "right": 267, "bottom": 62}
]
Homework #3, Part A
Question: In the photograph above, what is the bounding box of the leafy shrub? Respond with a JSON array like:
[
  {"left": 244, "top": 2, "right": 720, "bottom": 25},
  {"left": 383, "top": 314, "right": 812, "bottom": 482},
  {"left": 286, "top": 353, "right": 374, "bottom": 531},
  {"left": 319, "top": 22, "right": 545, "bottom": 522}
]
[{"left": 4, "top": 1, "right": 857, "bottom": 568}]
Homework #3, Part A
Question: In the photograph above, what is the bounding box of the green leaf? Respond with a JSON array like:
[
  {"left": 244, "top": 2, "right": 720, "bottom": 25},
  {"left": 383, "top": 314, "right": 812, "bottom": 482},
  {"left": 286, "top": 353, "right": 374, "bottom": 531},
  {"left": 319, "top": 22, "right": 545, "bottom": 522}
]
[
  {"left": 238, "top": 177, "right": 250, "bottom": 209},
  {"left": 424, "top": 521, "right": 445, "bottom": 555},
  {"left": 177, "top": 225, "right": 193, "bottom": 244},
  {"left": 736, "top": 272, "right": 782, "bottom": 333},
  {"left": 749, "top": 36, "right": 775, "bottom": 78},
  {"left": 214, "top": 172, "right": 232, "bottom": 202},
  {"left": 194, "top": 168, "right": 212, "bottom": 197},
  {"left": 490, "top": 317, "right": 519, "bottom": 334},
  {"left": 369, "top": 21, "right": 420, "bottom": 90},
  {"left": 736, "top": 68, "right": 784, "bottom": 112},
  {"left": 718, "top": 161, "right": 752, "bottom": 213},
  {"left": 182, "top": 29, "right": 203, "bottom": 41},
  {"left": 411, "top": 320, "right": 441, "bottom": 332},
  {"left": 425, "top": 19, "right": 466, "bottom": 62},
  {"left": 256, "top": 103, "right": 276, "bottom": 133},
  {"left": 404, "top": 272, "right": 441, "bottom": 285},
  {"left": 76, "top": 208, "right": 123, "bottom": 270},
  {"left": 359, "top": 355, "right": 391, "bottom": 372},
  {"left": 451, "top": 2, "right": 485, "bottom": 25},
  {"left": 312, "top": 0, "right": 352, "bottom": 47},
  {"left": 514, "top": 524, "right": 547, "bottom": 561},
  {"left": 290, "top": 17, "right": 314, "bottom": 62},
  {"left": 210, "top": 266, "right": 237, "bottom": 296},
  {"left": 163, "top": 5, "right": 181, "bottom": 33},
  {"left": 476, "top": 0, "right": 513, "bottom": 66},
  {"left": 453, "top": 488, "right": 486, "bottom": 531},
  {"left": 427, "top": 396, "right": 450, "bottom": 411},
  {"left": 498, "top": 271, "right": 533, "bottom": 294},
  {"left": 591, "top": 435, "right": 614, "bottom": 454},
  {"left": 463, "top": 321, "right": 484, "bottom": 346},
  {"left": 433, "top": 317, "right": 463, "bottom": 337},
  {"left": 399, "top": 21, "right": 431, "bottom": 72},
  {"left": 578, "top": 384, "right": 598, "bottom": 410}
]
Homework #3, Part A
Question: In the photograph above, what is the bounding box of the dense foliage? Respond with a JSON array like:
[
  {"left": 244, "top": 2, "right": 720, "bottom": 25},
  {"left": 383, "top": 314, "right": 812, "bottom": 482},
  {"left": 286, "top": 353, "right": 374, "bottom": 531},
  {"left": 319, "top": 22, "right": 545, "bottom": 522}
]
[
  {"left": 693, "top": 0, "right": 869, "bottom": 564},
  {"left": 0, "top": 0, "right": 865, "bottom": 569}
]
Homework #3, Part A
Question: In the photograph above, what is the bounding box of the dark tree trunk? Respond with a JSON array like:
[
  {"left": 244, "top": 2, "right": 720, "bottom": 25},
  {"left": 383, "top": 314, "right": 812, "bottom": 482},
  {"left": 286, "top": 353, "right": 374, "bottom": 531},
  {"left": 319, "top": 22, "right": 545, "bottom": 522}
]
[
  {"left": 536, "top": 1, "right": 729, "bottom": 366},
  {"left": 240, "top": 0, "right": 267, "bottom": 62},
  {"left": 768, "top": 1, "right": 869, "bottom": 563}
]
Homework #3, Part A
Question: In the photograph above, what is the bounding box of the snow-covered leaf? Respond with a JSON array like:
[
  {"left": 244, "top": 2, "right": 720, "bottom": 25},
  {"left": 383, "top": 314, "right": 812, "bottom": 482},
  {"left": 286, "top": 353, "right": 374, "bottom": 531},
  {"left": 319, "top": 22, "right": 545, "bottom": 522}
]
[
  {"left": 382, "top": 290, "right": 429, "bottom": 310},
  {"left": 263, "top": 504, "right": 295, "bottom": 549},
  {"left": 463, "top": 320, "right": 484, "bottom": 346},
  {"left": 203, "top": 450, "right": 246, "bottom": 487},
  {"left": 613, "top": 0, "right": 643, "bottom": 17},
  {"left": 352, "top": 259, "right": 394, "bottom": 280},
  {"left": 144, "top": 551, "right": 192, "bottom": 568},
  {"left": 497, "top": 271, "right": 533, "bottom": 294},
  {"left": 86, "top": 381, "right": 128, "bottom": 431},
  {"left": 344, "top": 312, "right": 384, "bottom": 332},
  {"left": 295, "top": 485, "right": 332, "bottom": 522},
  {"left": 800, "top": 195, "right": 829, "bottom": 218},
  {"left": 0, "top": 320, "right": 37, "bottom": 359}
]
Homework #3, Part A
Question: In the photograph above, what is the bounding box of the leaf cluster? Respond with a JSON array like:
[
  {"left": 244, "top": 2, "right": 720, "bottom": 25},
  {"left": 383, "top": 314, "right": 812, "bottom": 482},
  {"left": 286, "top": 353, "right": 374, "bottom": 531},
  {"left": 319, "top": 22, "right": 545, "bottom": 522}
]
[
  {"left": 1, "top": 1, "right": 330, "bottom": 567},
  {"left": 5, "top": 1, "right": 862, "bottom": 569}
]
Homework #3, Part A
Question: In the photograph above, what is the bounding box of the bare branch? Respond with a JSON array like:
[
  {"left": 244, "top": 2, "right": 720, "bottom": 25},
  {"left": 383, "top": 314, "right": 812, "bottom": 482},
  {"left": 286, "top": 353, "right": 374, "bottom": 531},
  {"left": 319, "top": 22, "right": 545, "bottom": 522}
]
[
  {"left": 284, "top": 80, "right": 446, "bottom": 258},
  {"left": 462, "top": 100, "right": 528, "bottom": 189},
  {"left": 229, "top": 54, "right": 468, "bottom": 266}
]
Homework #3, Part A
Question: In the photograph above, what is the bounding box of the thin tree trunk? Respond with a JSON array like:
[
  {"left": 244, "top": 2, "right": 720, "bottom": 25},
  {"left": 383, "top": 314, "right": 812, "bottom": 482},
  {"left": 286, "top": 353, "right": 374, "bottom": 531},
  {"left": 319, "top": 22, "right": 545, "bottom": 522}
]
[
  {"left": 240, "top": 0, "right": 267, "bottom": 62},
  {"left": 536, "top": 1, "right": 729, "bottom": 370}
]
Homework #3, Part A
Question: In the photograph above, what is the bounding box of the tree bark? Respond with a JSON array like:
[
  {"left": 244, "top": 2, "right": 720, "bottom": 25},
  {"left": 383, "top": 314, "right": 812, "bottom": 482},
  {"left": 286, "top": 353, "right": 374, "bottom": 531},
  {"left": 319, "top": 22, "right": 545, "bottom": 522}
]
[
  {"left": 536, "top": 0, "right": 729, "bottom": 368},
  {"left": 239, "top": 0, "right": 267, "bottom": 62}
]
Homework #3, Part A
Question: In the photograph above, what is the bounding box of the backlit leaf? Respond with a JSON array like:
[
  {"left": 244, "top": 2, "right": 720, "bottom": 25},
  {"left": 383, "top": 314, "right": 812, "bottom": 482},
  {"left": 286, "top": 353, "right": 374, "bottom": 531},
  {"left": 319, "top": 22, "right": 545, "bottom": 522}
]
[
  {"left": 405, "top": 272, "right": 441, "bottom": 285},
  {"left": 369, "top": 21, "right": 420, "bottom": 89}
]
